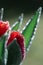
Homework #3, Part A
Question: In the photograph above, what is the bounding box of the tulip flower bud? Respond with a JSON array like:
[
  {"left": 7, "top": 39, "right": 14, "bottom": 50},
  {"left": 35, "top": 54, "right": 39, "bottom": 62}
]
[
  {"left": 0, "top": 20, "right": 10, "bottom": 37},
  {"left": 7, "top": 31, "right": 25, "bottom": 59}
]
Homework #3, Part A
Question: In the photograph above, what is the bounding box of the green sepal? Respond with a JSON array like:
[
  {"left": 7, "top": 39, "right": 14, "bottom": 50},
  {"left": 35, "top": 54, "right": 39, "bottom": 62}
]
[
  {"left": 21, "top": 7, "right": 42, "bottom": 51},
  {"left": 11, "top": 22, "right": 20, "bottom": 31},
  {"left": 0, "top": 35, "right": 7, "bottom": 65},
  {"left": 11, "top": 13, "right": 23, "bottom": 31},
  {"left": 7, "top": 39, "right": 22, "bottom": 65}
]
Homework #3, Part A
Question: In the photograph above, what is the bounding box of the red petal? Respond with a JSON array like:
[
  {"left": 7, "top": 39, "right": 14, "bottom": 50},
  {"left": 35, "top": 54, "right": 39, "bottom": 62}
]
[
  {"left": 0, "top": 20, "right": 10, "bottom": 37},
  {"left": 7, "top": 31, "right": 25, "bottom": 59}
]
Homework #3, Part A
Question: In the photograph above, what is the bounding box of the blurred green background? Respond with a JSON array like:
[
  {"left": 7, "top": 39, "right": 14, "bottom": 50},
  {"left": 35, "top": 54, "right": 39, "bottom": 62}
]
[{"left": 0, "top": 0, "right": 43, "bottom": 65}]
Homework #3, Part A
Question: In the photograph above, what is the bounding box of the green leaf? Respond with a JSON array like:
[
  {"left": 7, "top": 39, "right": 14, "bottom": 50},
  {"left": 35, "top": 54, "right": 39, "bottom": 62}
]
[
  {"left": 7, "top": 39, "right": 22, "bottom": 65},
  {"left": 21, "top": 7, "right": 42, "bottom": 51},
  {"left": 11, "top": 22, "right": 20, "bottom": 31},
  {"left": 0, "top": 8, "right": 4, "bottom": 20},
  {"left": 11, "top": 13, "right": 24, "bottom": 31},
  {"left": 0, "top": 35, "right": 6, "bottom": 64}
]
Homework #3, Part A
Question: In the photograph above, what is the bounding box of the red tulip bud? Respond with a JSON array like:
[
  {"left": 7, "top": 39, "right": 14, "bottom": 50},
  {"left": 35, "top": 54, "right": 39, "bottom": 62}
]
[
  {"left": 7, "top": 31, "right": 25, "bottom": 59},
  {"left": 0, "top": 20, "right": 10, "bottom": 37}
]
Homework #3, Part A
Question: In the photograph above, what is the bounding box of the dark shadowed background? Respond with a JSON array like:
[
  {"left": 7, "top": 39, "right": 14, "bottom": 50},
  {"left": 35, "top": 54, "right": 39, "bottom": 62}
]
[{"left": 0, "top": 0, "right": 43, "bottom": 65}]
